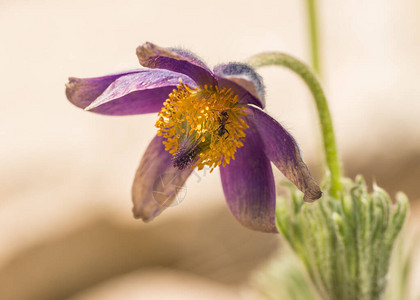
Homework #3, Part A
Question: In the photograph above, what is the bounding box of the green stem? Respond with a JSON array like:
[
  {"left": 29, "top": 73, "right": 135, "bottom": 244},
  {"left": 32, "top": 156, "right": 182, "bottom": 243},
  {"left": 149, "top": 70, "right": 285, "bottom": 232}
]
[
  {"left": 306, "top": 0, "right": 321, "bottom": 75},
  {"left": 248, "top": 53, "right": 342, "bottom": 198}
]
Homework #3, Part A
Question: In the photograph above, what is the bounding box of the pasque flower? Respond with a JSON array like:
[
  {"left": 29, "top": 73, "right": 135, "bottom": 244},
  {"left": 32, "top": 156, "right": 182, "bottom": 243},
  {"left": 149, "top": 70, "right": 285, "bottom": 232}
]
[{"left": 66, "top": 42, "right": 321, "bottom": 232}]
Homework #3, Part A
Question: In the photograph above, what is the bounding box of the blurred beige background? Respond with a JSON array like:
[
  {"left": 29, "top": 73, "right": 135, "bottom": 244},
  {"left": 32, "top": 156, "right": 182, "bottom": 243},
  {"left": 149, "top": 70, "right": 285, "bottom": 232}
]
[{"left": 1, "top": 0, "right": 419, "bottom": 299}]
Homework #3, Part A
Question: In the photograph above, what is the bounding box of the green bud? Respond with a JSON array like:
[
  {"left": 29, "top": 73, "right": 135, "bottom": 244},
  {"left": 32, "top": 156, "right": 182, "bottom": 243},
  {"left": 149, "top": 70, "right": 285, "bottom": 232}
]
[{"left": 274, "top": 175, "right": 409, "bottom": 300}]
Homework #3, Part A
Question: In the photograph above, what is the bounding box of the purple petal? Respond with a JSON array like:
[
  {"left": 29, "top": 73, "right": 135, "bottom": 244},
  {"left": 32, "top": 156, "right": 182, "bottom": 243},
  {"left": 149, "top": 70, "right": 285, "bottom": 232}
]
[
  {"left": 214, "top": 63, "right": 265, "bottom": 108},
  {"left": 246, "top": 106, "right": 322, "bottom": 202},
  {"left": 168, "top": 47, "right": 210, "bottom": 71},
  {"left": 132, "top": 135, "right": 193, "bottom": 221},
  {"left": 67, "top": 69, "right": 196, "bottom": 116},
  {"left": 220, "top": 126, "right": 278, "bottom": 233},
  {"left": 137, "top": 42, "right": 217, "bottom": 87},
  {"left": 66, "top": 70, "right": 142, "bottom": 109}
]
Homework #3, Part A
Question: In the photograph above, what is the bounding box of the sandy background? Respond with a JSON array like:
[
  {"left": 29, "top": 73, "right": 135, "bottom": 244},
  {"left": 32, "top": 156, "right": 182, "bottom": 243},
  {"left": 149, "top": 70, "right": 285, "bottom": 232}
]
[{"left": 1, "top": 0, "right": 419, "bottom": 299}]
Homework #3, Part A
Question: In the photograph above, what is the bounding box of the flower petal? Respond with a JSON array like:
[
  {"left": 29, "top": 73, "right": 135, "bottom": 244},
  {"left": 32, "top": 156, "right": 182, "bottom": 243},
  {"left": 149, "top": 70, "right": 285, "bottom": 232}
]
[
  {"left": 246, "top": 106, "right": 322, "bottom": 202},
  {"left": 132, "top": 135, "right": 193, "bottom": 221},
  {"left": 137, "top": 42, "right": 217, "bottom": 87},
  {"left": 66, "top": 70, "right": 142, "bottom": 109},
  {"left": 67, "top": 69, "right": 196, "bottom": 116},
  {"left": 213, "top": 63, "right": 265, "bottom": 108},
  {"left": 220, "top": 126, "right": 277, "bottom": 233}
]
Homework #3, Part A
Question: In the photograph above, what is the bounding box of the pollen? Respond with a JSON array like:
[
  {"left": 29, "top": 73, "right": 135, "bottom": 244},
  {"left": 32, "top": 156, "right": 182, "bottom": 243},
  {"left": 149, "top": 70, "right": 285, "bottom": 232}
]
[{"left": 155, "top": 80, "right": 249, "bottom": 171}]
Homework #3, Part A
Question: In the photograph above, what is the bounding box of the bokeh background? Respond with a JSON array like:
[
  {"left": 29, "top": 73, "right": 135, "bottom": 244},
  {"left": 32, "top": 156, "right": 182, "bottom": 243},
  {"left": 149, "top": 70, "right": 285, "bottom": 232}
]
[{"left": 1, "top": 0, "right": 419, "bottom": 299}]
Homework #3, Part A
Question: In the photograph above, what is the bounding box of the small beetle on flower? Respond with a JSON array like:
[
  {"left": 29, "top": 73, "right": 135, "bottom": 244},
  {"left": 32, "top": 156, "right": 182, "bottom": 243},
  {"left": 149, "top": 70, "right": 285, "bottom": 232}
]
[{"left": 66, "top": 42, "right": 321, "bottom": 233}]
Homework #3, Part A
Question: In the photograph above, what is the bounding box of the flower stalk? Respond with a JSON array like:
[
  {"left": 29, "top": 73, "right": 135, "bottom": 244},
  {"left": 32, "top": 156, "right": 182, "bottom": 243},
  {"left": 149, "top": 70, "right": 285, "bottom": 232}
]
[
  {"left": 248, "top": 53, "right": 342, "bottom": 198},
  {"left": 306, "top": 0, "right": 321, "bottom": 75}
]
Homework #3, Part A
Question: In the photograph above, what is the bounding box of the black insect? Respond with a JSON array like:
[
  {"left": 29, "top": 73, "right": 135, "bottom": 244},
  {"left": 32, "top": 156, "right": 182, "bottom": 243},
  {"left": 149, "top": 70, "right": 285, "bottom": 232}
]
[{"left": 217, "top": 111, "right": 230, "bottom": 139}]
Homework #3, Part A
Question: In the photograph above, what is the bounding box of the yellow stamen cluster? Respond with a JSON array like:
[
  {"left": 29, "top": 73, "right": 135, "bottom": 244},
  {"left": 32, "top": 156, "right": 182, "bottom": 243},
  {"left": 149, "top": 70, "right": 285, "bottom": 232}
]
[{"left": 155, "top": 80, "right": 248, "bottom": 171}]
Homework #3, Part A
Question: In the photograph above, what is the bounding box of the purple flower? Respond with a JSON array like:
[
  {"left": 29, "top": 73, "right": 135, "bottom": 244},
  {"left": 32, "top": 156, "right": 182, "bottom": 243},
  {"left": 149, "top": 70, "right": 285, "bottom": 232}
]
[{"left": 66, "top": 42, "right": 321, "bottom": 233}]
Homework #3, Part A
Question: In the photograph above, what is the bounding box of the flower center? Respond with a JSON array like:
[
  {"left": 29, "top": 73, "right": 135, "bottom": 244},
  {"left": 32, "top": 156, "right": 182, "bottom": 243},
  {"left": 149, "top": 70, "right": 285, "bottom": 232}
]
[{"left": 155, "top": 80, "right": 248, "bottom": 171}]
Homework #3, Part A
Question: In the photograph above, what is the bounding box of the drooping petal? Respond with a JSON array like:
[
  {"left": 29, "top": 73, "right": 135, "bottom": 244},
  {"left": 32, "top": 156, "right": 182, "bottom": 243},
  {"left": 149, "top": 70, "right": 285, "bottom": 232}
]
[
  {"left": 246, "top": 105, "right": 322, "bottom": 202},
  {"left": 214, "top": 63, "right": 265, "bottom": 108},
  {"left": 137, "top": 42, "right": 217, "bottom": 87},
  {"left": 67, "top": 69, "right": 196, "bottom": 116},
  {"left": 66, "top": 70, "right": 141, "bottom": 109},
  {"left": 220, "top": 126, "right": 277, "bottom": 233},
  {"left": 132, "top": 135, "right": 194, "bottom": 221}
]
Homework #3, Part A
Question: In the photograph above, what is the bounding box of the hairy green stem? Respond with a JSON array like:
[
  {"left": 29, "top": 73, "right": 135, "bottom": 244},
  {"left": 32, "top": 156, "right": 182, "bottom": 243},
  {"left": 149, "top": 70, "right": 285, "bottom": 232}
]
[
  {"left": 306, "top": 0, "right": 321, "bottom": 75},
  {"left": 248, "top": 53, "right": 342, "bottom": 198}
]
